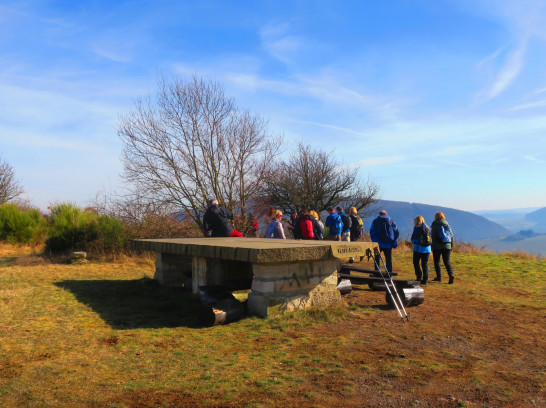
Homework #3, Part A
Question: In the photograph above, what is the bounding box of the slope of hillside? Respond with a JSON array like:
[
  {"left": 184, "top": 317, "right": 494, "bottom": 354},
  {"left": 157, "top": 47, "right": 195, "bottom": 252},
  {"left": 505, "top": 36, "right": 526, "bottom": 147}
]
[
  {"left": 370, "top": 200, "right": 511, "bottom": 241},
  {"left": 472, "top": 234, "right": 546, "bottom": 256},
  {"left": 525, "top": 207, "right": 546, "bottom": 233}
]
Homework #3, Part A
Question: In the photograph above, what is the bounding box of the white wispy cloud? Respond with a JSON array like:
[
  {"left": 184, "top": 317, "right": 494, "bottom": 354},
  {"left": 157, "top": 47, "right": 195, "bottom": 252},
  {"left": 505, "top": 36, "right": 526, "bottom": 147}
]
[
  {"left": 290, "top": 120, "right": 364, "bottom": 136},
  {"left": 473, "top": 0, "right": 546, "bottom": 102},
  {"left": 507, "top": 99, "right": 546, "bottom": 111},
  {"left": 259, "top": 22, "right": 303, "bottom": 64},
  {"left": 524, "top": 155, "right": 545, "bottom": 164},
  {"left": 351, "top": 156, "right": 405, "bottom": 167},
  {"left": 90, "top": 44, "right": 131, "bottom": 63},
  {"left": 486, "top": 40, "right": 528, "bottom": 100},
  {"left": 173, "top": 59, "right": 410, "bottom": 120}
]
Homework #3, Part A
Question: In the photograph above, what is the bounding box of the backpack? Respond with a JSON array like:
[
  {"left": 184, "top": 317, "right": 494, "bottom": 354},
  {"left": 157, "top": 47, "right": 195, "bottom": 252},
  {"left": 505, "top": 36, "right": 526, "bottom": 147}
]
[
  {"left": 328, "top": 213, "right": 343, "bottom": 235},
  {"left": 418, "top": 225, "right": 432, "bottom": 246},
  {"left": 438, "top": 225, "right": 452, "bottom": 243},
  {"left": 300, "top": 218, "right": 315, "bottom": 239},
  {"left": 341, "top": 213, "right": 352, "bottom": 232},
  {"left": 377, "top": 218, "right": 395, "bottom": 243},
  {"left": 351, "top": 215, "right": 364, "bottom": 239}
]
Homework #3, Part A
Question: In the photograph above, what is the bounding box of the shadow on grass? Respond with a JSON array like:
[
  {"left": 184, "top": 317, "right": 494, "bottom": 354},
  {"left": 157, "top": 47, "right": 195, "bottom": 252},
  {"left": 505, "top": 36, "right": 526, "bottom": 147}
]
[
  {"left": 55, "top": 278, "right": 207, "bottom": 329},
  {"left": 370, "top": 304, "right": 395, "bottom": 311},
  {"left": 0, "top": 256, "right": 17, "bottom": 267}
]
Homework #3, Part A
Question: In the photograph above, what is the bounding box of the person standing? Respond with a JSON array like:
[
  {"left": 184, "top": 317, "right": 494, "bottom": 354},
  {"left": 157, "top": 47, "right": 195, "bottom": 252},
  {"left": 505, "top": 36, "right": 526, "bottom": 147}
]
[
  {"left": 247, "top": 213, "right": 259, "bottom": 237},
  {"left": 309, "top": 210, "right": 324, "bottom": 240},
  {"left": 202, "top": 199, "right": 242, "bottom": 238},
  {"left": 288, "top": 212, "right": 300, "bottom": 239},
  {"left": 348, "top": 207, "right": 363, "bottom": 242},
  {"left": 294, "top": 210, "right": 321, "bottom": 240},
  {"left": 325, "top": 206, "right": 343, "bottom": 241},
  {"left": 410, "top": 216, "right": 432, "bottom": 285},
  {"left": 265, "top": 210, "right": 286, "bottom": 239},
  {"left": 348, "top": 207, "right": 364, "bottom": 263},
  {"left": 369, "top": 210, "right": 399, "bottom": 273},
  {"left": 431, "top": 212, "right": 455, "bottom": 284},
  {"left": 336, "top": 206, "right": 352, "bottom": 242}
]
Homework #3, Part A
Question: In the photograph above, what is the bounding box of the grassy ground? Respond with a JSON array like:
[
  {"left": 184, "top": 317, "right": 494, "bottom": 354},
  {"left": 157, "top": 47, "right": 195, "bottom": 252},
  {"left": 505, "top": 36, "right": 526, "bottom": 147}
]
[{"left": 0, "top": 243, "right": 544, "bottom": 407}]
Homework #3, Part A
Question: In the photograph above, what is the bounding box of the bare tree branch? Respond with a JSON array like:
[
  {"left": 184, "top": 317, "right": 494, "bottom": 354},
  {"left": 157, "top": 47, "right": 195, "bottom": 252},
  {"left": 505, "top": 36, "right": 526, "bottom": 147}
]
[
  {"left": 264, "top": 142, "right": 380, "bottom": 216},
  {"left": 0, "top": 156, "right": 24, "bottom": 205},
  {"left": 118, "top": 75, "right": 282, "bottom": 232}
]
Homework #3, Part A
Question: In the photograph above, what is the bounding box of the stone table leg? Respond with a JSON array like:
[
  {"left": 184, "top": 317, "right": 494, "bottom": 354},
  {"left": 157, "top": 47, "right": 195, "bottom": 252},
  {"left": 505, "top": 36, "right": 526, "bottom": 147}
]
[
  {"left": 247, "top": 258, "right": 342, "bottom": 317},
  {"left": 154, "top": 253, "right": 192, "bottom": 287},
  {"left": 192, "top": 256, "right": 207, "bottom": 295}
]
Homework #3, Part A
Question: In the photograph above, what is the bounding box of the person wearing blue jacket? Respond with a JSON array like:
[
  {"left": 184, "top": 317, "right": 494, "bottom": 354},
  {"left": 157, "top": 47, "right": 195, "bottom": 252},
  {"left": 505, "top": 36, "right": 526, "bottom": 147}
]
[
  {"left": 411, "top": 215, "right": 432, "bottom": 285},
  {"left": 370, "top": 210, "right": 399, "bottom": 273},
  {"left": 325, "top": 206, "right": 343, "bottom": 241}
]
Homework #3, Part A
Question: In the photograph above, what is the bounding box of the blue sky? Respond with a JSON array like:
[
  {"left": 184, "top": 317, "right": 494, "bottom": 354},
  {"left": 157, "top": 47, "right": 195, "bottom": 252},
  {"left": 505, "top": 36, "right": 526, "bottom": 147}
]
[{"left": 1, "top": 0, "right": 545, "bottom": 211}]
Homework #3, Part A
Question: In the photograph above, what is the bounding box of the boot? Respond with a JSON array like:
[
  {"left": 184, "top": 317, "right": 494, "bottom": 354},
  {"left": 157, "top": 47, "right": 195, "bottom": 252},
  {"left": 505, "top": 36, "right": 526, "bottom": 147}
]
[
  {"left": 433, "top": 277, "right": 441, "bottom": 282},
  {"left": 448, "top": 276, "right": 454, "bottom": 284}
]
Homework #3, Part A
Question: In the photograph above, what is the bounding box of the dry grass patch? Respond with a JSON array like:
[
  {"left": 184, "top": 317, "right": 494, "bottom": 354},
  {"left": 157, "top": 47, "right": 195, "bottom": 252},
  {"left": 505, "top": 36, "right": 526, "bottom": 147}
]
[{"left": 0, "top": 244, "right": 544, "bottom": 407}]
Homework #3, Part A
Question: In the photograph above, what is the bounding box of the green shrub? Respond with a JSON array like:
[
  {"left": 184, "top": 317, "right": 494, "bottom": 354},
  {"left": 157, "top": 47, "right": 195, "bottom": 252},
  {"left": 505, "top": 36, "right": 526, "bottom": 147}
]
[
  {"left": 0, "top": 203, "right": 46, "bottom": 245},
  {"left": 45, "top": 203, "right": 98, "bottom": 253},
  {"left": 89, "top": 214, "right": 127, "bottom": 254},
  {"left": 45, "top": 203, "right": 129, "bottom": 255}
]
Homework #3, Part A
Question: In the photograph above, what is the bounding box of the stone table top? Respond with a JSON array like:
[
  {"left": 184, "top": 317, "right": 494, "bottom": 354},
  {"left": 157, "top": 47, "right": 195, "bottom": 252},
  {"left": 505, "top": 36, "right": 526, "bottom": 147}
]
[{"left": 132, "top": 238, "right": 378, "bottom": 263}]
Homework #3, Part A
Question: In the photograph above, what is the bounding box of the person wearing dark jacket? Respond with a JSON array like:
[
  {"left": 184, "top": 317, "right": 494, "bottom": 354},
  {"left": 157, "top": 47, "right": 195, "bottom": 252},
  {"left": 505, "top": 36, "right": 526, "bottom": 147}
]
[
  {"left": 294, "top": 210, "right": 321, "bottom": 240},
  {"left": 336, "top": 206, "right": 352, "bottom": 242},
  {"left": 431, "top": 211, "right": 454, "bottom": 284},
  {"left": 325, "top": 206, "right": 343, "bottom": 241},
  {"left": 202, "top": 199, "right": 242, "bottom": 237},
  {"left": 430, "top": 212, "right": 455, "bottom": 284},
  {"left": 370, "top": 210, "right": 399, "bottom": 273},
  {"left": 410, "top": 216, "right": 432, "bottom": 285},
  {"left": 348, "top": 207, "right": 363, "bottom": 242},
  {"left": 288, "top": 212, "right": 300, "bottom": 239}
]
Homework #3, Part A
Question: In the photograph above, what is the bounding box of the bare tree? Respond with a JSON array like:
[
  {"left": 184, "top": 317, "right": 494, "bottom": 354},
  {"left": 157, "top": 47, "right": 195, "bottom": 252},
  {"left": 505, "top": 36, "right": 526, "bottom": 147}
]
[
  {"left": 0, "top": 156, "right": 24, "bottom": 204},
  {"left": 118, "top": 75, "right": 282, "bottom": 230},
  {"left": 265, "top": 143, "right": 380, "bottom": 216}
]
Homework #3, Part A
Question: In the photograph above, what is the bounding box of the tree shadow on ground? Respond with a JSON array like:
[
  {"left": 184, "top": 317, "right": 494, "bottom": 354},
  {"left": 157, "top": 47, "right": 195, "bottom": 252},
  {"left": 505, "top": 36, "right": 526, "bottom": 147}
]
[{"left": 55, "top": 278, "right": 208, "bottom": 329}]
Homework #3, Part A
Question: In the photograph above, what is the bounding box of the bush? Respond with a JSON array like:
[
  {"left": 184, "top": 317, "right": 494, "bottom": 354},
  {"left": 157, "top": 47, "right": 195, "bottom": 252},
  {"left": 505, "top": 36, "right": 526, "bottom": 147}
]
[
  {"left": 88, "top": 214, "right": 127, "bottom": 255},
  {"left": 45, "top": 203, "right": 98, "bottom": 253},
  {"left": 1, "top": 200, "right": 199, "bottom": 256},
  {"left": 0, "top": 203, "right": 46, "bottom": 245},
  {"left": 124, "top": 213, "right": 201, "bottom": 240}
]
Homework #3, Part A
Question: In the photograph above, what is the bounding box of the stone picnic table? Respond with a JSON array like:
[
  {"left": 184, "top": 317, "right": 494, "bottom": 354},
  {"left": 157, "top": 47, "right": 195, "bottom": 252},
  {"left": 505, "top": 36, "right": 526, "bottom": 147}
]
[{"left": 132, "top": 237, "right": 378, "bottom": 317}]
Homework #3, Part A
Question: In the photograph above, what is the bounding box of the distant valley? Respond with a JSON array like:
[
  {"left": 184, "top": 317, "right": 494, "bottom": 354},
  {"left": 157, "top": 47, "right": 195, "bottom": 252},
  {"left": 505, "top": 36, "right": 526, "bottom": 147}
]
[
  {"left": 471, "top": 207, "right": 546, "bottom": 256},
  {"left": 369, "top": 201, "right": 545, "bottom": 256},
  {"left": 369, "top": 200, "right": 510, "bottom": 241},
  {"left": 474, "top": 207, "right": 546, "bottom": 233}
]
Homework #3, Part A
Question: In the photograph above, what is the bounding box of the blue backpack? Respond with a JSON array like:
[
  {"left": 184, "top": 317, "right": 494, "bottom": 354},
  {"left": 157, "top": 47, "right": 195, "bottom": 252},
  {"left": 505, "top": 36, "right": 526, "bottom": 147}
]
[
  {"left": 328, "top": 213, "right": 343, "bottom": 235},
  {"left": 378, "top": 217, "right": 395, "bottom": 243},
  {"left": 438, "top": 225, "right": 452, "bottom": 243}
]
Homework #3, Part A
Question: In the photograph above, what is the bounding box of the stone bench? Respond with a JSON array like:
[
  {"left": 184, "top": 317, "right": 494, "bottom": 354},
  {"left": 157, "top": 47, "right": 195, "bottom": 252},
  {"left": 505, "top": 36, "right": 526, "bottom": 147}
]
[{"left": 132, "top": 238, "right": 378, "bottom": 317}]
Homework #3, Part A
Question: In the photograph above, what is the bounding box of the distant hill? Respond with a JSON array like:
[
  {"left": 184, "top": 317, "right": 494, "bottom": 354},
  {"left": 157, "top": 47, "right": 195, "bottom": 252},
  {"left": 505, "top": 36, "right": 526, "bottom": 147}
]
[
  {"left": 525, "top": 207, "right": 546, "bottom": 233},
  {"left": 472, "top": 233, "right": 546, "bottom": 256},
  {"left": 368, "top": 200, "right": 511, "bottom": 241}
]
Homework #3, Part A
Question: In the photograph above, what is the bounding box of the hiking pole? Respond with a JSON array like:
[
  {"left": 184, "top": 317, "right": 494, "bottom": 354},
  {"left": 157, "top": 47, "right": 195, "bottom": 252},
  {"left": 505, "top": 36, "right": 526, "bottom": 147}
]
[
  {"left": 375, "top": 247, "right": 410, "bottom": 322},
  {"left": 368, "top": 249, "right": 405, "bottom": 322}
]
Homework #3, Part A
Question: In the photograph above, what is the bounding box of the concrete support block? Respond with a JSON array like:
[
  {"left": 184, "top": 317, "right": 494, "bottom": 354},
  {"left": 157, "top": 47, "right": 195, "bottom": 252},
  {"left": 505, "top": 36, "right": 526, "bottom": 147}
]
[
  {"left": 247, "top": 259, "right": 341, "bottom": 317},
  {"left": 154, "top": 253, "right": 192, "bottom": 287},
  {"left": 192, "top": 256, "right": 207, "bottom": 295}
]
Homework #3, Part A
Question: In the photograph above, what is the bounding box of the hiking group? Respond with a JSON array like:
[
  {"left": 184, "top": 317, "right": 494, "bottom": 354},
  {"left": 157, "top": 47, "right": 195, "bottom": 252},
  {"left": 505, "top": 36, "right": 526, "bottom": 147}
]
[{"left": 202, "top": 199, "right": 454, "bottom": 284}]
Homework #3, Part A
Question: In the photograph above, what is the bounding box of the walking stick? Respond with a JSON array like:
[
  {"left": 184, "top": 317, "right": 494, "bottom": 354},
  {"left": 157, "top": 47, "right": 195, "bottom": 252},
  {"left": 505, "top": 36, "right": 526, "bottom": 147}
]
[
  {"left": 374, "top": 247, "right": 410, "bottom": 321},
  {"left": 367, "top": 249, "right": 405, "bottom": 322}
]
